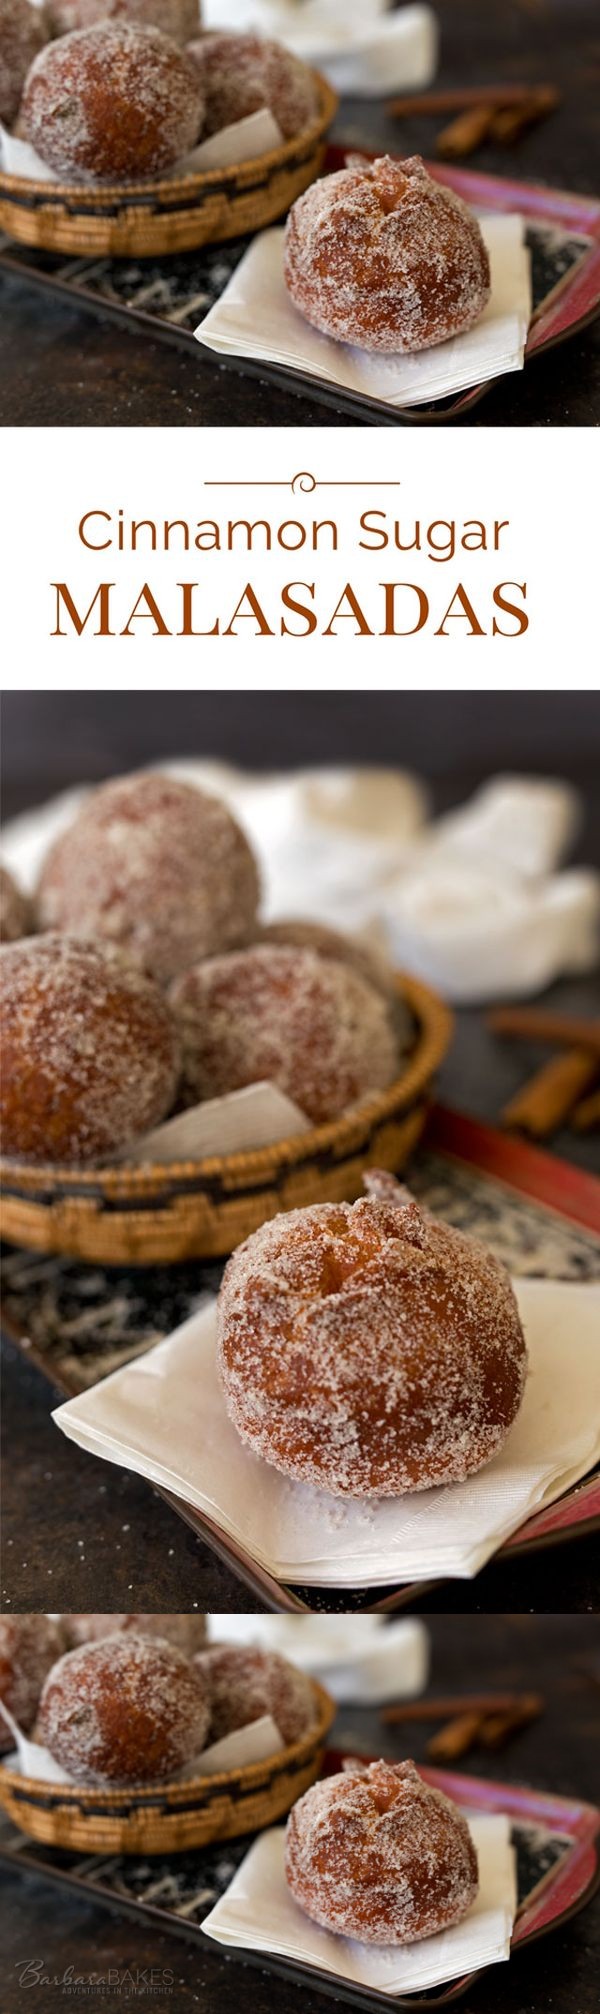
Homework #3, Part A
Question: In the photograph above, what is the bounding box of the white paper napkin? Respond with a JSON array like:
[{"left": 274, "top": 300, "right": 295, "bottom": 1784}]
[
  {"left": 175, "top": 108, "right": 283, "bottom": 176},
  {"left": 52, "top": 1280, "right": 600, "bottom": 1590},
  {"left": 206, "top": 1616, "right": 430, "bottom": 1703},
  {"left": 0, "top": 108, "right": 283, "bottom": 185},
  {"left": 203, "top": 1813, "right": 516, "bottom": 1994},
  {"left": 195, "top": 212, "right": 531, "bottom": 407},
  {"left": 3, "top": 767, "right": 598, "bottom": 1005},
  {"left": 125, "top": 1082, "right": 310, "bottom": 1166},
  {"left": 201, "top": 2, "right": 438, "bottom": 98},
  {"left": 1, "top": 1711, "right": 285, "bottom": 1789}
]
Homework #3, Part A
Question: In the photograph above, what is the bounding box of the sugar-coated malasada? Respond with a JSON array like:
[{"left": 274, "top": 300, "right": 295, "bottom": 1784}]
[
  {"left": 217, "top": 1177, "right": 527, "bottom": 1496},
  {"left": 284, "top": 155, "right": 491, "bottom": 352}
]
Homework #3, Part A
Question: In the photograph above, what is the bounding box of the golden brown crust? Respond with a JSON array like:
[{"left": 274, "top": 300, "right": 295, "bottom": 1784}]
[
  {"left": 38, "top": 1634, "right": 211, "bottom": 1786},
  {"left": 285, "top": 1759, "right": 479, "bottom": 1944},
  {"left": 0, "top": 935, "right": 179, "bottom": 1163},
  {"left": 22, "top": 22, "right": 204, "bottom": 181},
  {"left": 170, "top": 943, "right": 399, "bottom": 1124},
  {"left": 284, "top": 155, "right": 491, "bottom": 354},
  {"left": 0, "top": 1616, "right": 65, "bottom": 1752},
  {"left": 36, "top": 773, "right": 259, "bottom": 983},
  {"left": 217, "top": 1188, "right": 528, "bottom": 1496}
]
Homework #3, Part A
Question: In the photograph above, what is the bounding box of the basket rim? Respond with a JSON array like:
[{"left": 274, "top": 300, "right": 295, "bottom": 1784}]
[
  {"left": 0, "top": 69, "right": 337, "bottom": 205},
  {"left": 0, "top": 972, "right": 452, "bottom": 1194},
  {"left": 0, "top": 1678, "right": 335, "bottom": 1809}
]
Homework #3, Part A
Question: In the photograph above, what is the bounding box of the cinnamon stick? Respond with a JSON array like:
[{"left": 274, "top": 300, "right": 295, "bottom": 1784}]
[
  {"left": 502, "top": 1047, "right": 599, "bottom": 1136},
  {"left": 490, "top": 86, "right": 560, "bottom": 143},
  {"left": 381, "top": 1693, "right": 527, "bottom": 1725},
  {"left": 387, "top": 86, "right": 539, "bottom": 117},
  {"left": 478, "top": 1695, "right": 543, "bottom": 1749},
  {"left": 426, "top": 1712, "right": 485, "bottom": 1761},
  {"left": 487, "top": 1008, "right": 600, "bottom": 1053},
  {"left": 436, "top": 107, "right": 495, "bottom": 159},
  {"left": 572, "top": 1087, "right": 600, "bottom": 1132}
]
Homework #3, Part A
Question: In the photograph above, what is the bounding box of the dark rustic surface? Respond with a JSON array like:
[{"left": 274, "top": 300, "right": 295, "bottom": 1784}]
[
  {"left": 1, "top": 692, "right": 598, "bottom": 1617},
  {"left": 0, "top": 1617, "right": 598, "bottom": 2014},
  {"left": 1, "top": 0, "right": 599, "bottom": 428}
]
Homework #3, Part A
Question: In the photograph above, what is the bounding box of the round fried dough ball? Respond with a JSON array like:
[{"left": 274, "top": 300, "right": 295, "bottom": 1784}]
[
  {"left": 36, "top": 773, "right": 260, "bottom": 983},
  {"left": 251, "top": 918, "right": 411, "bottom": 1046},
  {"left": 46, "top": 0, "right": 200, "bottom": 44},
  {"left": 38, "top": 1634, "right": 211, "bottom": 1785},
  {"left": 217, "top": 1180, "right": 528, "bottom": 1497},
  {"left": 197, "top": 1644, "right": 317, "bottom": 1747},
  {"left": 22, "top": 22, "right": 204, "bottom": 182},
  {"left": 186, "top": 30, "right": 318, "bottom": 141},
  {"left": 0, "top": 1615, "right": 65, "bottom": 1753},
  {"left": 284, "top": 154, "right": 491, "bottom": 353},
  {"left": 62, "top": 1614, "right": 207, "bottom": 1652},
  {"left": 0, "top": 863, "right": 32, "bottom": 943},
  {"left": 170, "top": 944, "right": 399, "bottom": 1124},
  {"left": 0, "top": 0, "right": 48, "bottom": 128},
  {"left": 285, "top": 1759, "right": 479, "bottom": 1944},
  {"left": 0, "top": 934, "right": 179, "bottom": 1163}
]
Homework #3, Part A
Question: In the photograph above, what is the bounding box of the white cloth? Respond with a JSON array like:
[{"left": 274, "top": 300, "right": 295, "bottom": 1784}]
[
  {"left": 2, "top": 766, "right": 598, "bottom": 1004},
  {"left": 201, "top": 2, "right": 438, "bottom": 97},
  {"left": 195, "top": 213, "right": 532, "bottom": 410},
  {"left": 205, "top": 1616, "right": 430, "bottom": 1702},
  {"left": 202, "top": 1814, "right": 517, "bottom": 1995},
  {"left": 52, "top": 1281, "right": 600, "bottom": 1590}
]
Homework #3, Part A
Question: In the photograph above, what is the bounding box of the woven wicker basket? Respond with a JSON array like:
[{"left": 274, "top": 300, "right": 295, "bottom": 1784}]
[
  {"left": 0, "top": 974, "right": 452, "bottom": 1266},
  {"left": 0, "top": 73, "right": 336, "bottom": 257},
  {"left": 0, "top": 1679, "right": 334, "bottom": 1854}
]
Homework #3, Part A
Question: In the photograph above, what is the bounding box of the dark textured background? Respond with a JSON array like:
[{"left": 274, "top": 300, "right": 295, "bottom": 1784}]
[
  {"left": 0, "top": 0, "right": 599, "bottom": 427},
  {"left": 0, "top": 1617, "right": 598, "bottom": 2014},
  {"left": 2, "top": 688, "right": 599, "bottom": 823}
]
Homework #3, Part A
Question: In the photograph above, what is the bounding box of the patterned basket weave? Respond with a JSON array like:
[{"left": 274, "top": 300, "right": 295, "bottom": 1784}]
[
  {"left": 0, "top": 73, "right": 336, "bottom": 256},
  {"left": 0, "top": 1679, "right": 334, "bottom": 1854},
  {"left": 0, "top": 974, "right": 453, "bottom": 1265}
]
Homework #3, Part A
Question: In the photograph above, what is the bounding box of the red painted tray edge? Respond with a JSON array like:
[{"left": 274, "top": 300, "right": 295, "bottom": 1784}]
[{"left": 424, "top": 1103, "right": 600, "bottom": 1236}]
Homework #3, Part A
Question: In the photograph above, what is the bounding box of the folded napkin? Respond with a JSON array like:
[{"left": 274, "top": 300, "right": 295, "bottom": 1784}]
[
  {"left": 0, "top": 107, "right": 282, "bottom": 185},
  {"left": 52, "top": 1281, "right": 600, "bottom": 1590},
  {"left": 126, "top": 1082, "right": 310, "bottom": 1167},
  {"left": 202, "top": 2, "right": 438, "bottom": 98},
  {"left": 202, "top": 1813, "right": 517, "bottom": 1995},
  {"left": 3, "top": 768, "right": 597, "bottom": 1004},
  {"left": 1, "top": 1711, "right": 284, "bottom": 1789},
  {"left": 195, "top": 212, "right": 531, "bottom": 408},
  {"left": 205, "top": 1616, "right": 430, "bottom": 1703}
]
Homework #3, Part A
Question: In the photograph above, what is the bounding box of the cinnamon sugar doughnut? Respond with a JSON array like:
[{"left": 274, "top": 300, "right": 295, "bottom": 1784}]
[
  {"left": 285, "top": 1760, "right": 479, "bottom": 1944},
  {"left": 0, "top": 935, "right": 179, "bottom": 1163},
  {"left": 38, "top": 1634, "right": 211, "bottom": 1786},
  {"left": 186, "top": 30, "right": 318, "bottom": 141},
  {"left": 252, "top": 919, "right": 399, "bottom": 1013},
  {"left": 284, "top": 155, "right": 491, "bottom": 353},
  {"left": 170, "top": 944, "right": 399, "bottom": 1124},
  {"left": 197, "top": 1645, "right": 317, "bottom": 1747},
  {"left": 22, "top": 22, "right": 204, "bottom": 182},
  {"left": 36, "top": 774, "right": 260, "bottom": 983},
  {"left": 62, "top": 1614, "right": 207, "bottom": 1653},
  {"left": 0, "top": 863, "right": 32, "bottom": 943},
  {"left": 0, "top": 0, "right": 48, "bottom": 128},
  {"left": 0, "top": 1616, "right": 64, "bottom": 1754},
  {"left": 46, "top": 0, "right": 200, "bottom": 45},
  {"left": 217, "top": 1178, "right": 528, "bottom": 1497}
]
